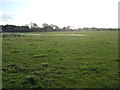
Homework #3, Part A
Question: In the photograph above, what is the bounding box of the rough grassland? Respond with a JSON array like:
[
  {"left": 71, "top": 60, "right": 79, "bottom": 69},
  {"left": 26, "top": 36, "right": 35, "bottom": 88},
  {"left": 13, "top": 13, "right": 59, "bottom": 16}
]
[{"left": 2, "top": 31, "right": 118, "bottom": 88}]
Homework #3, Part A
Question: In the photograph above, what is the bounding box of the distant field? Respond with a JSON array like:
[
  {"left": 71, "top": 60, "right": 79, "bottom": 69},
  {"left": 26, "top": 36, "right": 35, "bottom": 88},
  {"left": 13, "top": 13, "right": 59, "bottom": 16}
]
[{"left": 2, "top": 31, "right": 118, "bottom": 88}]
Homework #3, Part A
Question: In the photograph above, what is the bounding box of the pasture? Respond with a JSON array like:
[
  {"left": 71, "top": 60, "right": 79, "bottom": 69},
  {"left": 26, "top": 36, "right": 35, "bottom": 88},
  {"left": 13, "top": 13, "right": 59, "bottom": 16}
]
[{"left": 2, "top": 31, "right": 119, "bottom": 88}]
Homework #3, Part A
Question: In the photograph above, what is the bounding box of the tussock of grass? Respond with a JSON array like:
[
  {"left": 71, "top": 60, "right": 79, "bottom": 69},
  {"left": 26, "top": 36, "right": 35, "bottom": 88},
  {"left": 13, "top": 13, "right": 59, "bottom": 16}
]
[
  {"left": 12, "top": 50, "right": 20, "bottom": 53},
  {"left": 28, "top": 43, "right": 34, "bottom": 45},
  {"left": 41, "top": 62, "right": 49, "bottom": 67},
  {"left": 32, "top": 54, "right": 48, "bottom": 58},
  {"left": 3, "top": 64, "right": 28, "bottom": 73},
  {"left": 24, "top": 75, "right": 39, "bottom": 85}
]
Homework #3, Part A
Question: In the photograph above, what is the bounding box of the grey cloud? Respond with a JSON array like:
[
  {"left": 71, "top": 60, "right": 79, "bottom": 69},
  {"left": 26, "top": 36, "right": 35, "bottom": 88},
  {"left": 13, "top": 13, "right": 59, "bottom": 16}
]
[{"left": 0, "top": 13, "right": 14, "bottom": 22}]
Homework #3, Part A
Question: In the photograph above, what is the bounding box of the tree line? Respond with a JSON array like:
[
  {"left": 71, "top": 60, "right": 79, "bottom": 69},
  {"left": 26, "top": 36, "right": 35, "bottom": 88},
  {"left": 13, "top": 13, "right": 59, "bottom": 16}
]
[{"left": 1, "top": 23, "right": 119, "bottom": 32}]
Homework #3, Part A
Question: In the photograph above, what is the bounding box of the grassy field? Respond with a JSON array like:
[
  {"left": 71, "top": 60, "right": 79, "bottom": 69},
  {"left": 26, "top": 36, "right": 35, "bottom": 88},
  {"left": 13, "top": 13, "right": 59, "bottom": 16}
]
[{"left": 2, "top": 31, "right": 119, "bottom": 88}]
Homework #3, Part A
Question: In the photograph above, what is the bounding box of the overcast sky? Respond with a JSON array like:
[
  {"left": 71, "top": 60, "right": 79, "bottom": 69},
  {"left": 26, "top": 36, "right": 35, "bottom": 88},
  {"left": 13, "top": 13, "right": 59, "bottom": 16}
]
[{"left": 0, "top": 0, "right": 119, "bottom": 28}]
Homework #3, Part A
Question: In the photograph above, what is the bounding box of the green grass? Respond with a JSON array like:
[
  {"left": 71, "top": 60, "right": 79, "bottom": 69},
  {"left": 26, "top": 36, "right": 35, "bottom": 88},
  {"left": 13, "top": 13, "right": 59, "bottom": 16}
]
[{"left": 2, "top": 31, "right": 119, "bottom": 88}]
